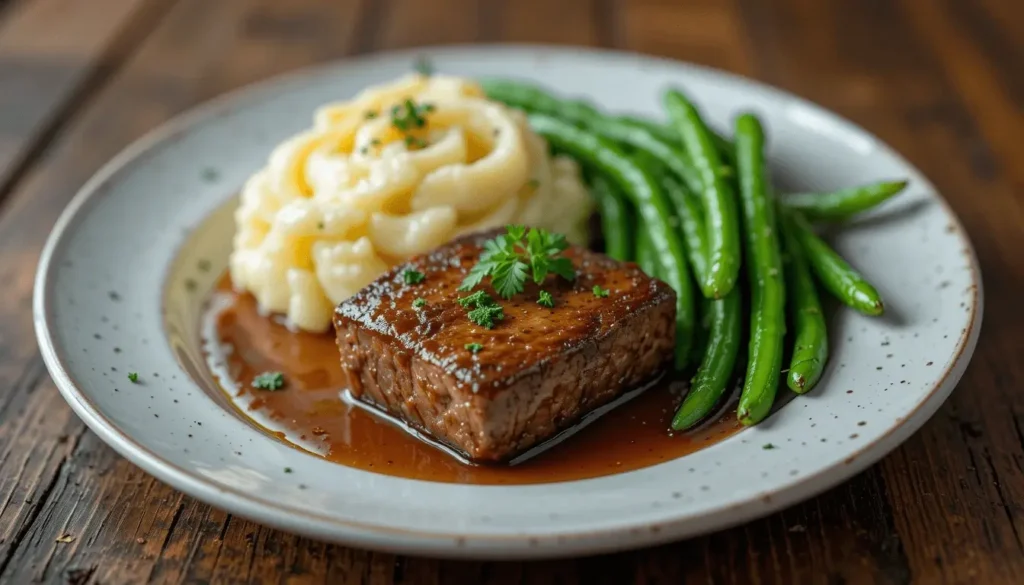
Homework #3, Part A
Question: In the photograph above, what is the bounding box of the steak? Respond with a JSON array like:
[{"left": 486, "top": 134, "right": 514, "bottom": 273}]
[{"left": 333, "top": 229, "right": 676, "bottom": 462}]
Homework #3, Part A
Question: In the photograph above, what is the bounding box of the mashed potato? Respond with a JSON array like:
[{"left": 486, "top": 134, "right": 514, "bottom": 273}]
[{"left": 229, "top": 74, "right": 593, "bottom": 332}]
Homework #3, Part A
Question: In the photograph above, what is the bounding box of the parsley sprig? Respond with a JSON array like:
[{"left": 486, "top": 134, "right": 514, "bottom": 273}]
[
  {"left": 459, "top": 225, "right": 575, "bottom": 299},
  {"left": 413, "top": 55, "right": 434, "bottom": 76},
  {"left": 459, "top": 290, "right": 504, "bottom": 328},
  {"left": 402, "top": 269, "right": 425, "bottom": 285},
  {"left": 537, "top": 290, "right": 555, "bottom": 308},
  {"left": 391, "top": 99, "right": 434, "bottom": 132},
  {"left": 252, "top": 371, "right": 285, "bottom": 391}
]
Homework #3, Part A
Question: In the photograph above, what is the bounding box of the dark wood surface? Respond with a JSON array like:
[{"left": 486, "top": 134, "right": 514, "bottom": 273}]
[{"left": 0, "top": 0, "right": 1021, "bottom": 582}]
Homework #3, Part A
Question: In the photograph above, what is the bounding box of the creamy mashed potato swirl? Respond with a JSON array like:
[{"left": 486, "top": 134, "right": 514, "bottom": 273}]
[{"left": 229, "top": 74, "right": 593, "bottom": 332}]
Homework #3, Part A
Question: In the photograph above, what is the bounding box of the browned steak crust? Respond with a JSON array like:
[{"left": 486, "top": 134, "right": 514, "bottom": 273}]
[{"left": 333, "top": 229, "right": 676, "bottom": 462}]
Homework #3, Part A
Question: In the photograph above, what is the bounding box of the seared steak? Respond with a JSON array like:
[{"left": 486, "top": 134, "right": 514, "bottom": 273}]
[{"left": 333, "top": 229, "right": 676, "bottom": 462}]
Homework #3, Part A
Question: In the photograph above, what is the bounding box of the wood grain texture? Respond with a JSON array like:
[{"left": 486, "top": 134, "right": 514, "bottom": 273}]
[
  {"left": 0, "top": 0, "right": 173, "bottom": 207},
  {"left": 0, "top": 0, "right": 1020, "bottom": 583}
]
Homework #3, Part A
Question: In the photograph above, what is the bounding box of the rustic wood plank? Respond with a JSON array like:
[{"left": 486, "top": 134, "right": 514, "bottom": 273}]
[
  {"left": 901, "top": 0, "right": 1024, "bottom": 190},
  {"left": 494, "top": 0, "right": 602, "bottom": 46},
  {"left": 0, "top": 0, "right": 174, "bottom": 205},
  {"left": 620, "top": 0, "right": 753, "bottom": 74},
  {"left": 375, "top": 0, "right": 483, "bottom": 49}
]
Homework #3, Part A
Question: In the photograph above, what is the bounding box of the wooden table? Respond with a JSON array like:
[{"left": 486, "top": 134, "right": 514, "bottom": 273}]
[{"left": 0, "top": 0, "right": 1021, "bottom": 582}]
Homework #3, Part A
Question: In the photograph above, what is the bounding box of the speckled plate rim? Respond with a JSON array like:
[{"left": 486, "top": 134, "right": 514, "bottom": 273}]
[{"left": 34, "top": 44, "right": 983, "bottom": 559}]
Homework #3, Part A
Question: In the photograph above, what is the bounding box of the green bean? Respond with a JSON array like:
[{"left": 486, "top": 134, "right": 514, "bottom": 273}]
[
  {"left": 588, "top": 118, "right": 703, "bottom": 196},
  {"left": 479, "top": 78, "right": 598, "bottom": 123},
  {"left": 529, "top": 113, "right": 695, "bottom": 368},
  {"left": 784, "top": 180, "right": 909, "bottom": 221},
  {"left": 616, "top": 115, "right": 735, "bottom": 162},
  {"left": 615, "top": 116, "right": 682, "bottom": 147},
  {"left": 481, "top": 79, "right": 707, "bottom": 196},
  {"left": 634, "top": 154, "right": 709, "bottom": 291},
  {"left": 664, "top": 89, "right": 742, "bottom": 299},
  {"left": 709, "top": 131, "right": 735, "bottom": 164},
  {"left": 779, "top": 211, "right": 829, "bottom": 393},
  {"left": 635, "top": 223, "right": 659, "bottom": 277},
  {"left": 672, "top": 287, "right": 742, "bottom": 430},
  {"left": 786, "top": 209, "right": 885, "bottom": 316},
  {"left": 588, "top": 174, "right": 634, "bottom": 262},
  {"left": 734, "top": 113, "right": 786, "bottom": 427},
  {"left": 480, "top": 78, "right": 561, "bottom": 111},
  {"left": 660, "top": 175, "right": 717, "bottom": 371},
  {"left": 688, "top": 296, "right": 714, "bottom": 373},
  {"left": 660, "top": 174, "right": 709, "bottom": 287}
]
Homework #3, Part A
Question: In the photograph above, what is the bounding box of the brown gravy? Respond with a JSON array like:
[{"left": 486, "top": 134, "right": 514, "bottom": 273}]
[{"left": 202, "top": 277, "right": 743, "bottom": 485}]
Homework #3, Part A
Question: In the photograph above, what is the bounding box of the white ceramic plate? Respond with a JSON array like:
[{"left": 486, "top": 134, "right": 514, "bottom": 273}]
[{"left": 34, "top": 45, "right": 982, "bottom": 560}]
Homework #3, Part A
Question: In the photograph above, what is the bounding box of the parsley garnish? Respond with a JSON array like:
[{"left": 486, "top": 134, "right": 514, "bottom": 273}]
[
  {"left": 763, "top": 443, "right": 776, "bottom": 450},
  {"left": 592, "top": 285, "right": 610, "bottom": 298},
  {"left": 364, "top": 110, "right": 378, "bottom": 119},
  {"left": 414, "top": 55, "right": 434, "bottom": 76},
  {"left": 128, "top": 372, "right": 139, "bottom": 383},
  {"left": 284, "top": 467, "right": 293, "bottom": 473},
  {"left": 468, "top": 304, "right": 504, "bottom": 329},
  {"left": 252, "top": 371, "right": 285, "bottom": 391},
  {"left": 391, "top": 99, "right": 433, "bottom": 132},
  {"left": 404, "top": 135, "right": 427, "bottom": 149},
  {"left": 537, "top": 290, "right": 555, "bottom": 308},
  {"left": 412, "top": 297, "right": 427, "bottom": 308},
  {"left": 526, "top": 179, "right": 540, "bottom": 190},
  {"left": 457, "top": 290, "right": 504, "bottom": 328},
  {"left": 459, "top": 225, "right": 575, "bottom": 299},
  {"left": 464, "top": 342, "right": 483, "bottom": 353},
  {"left": 402, "top": 269, "right": 425, "bottom": 285},
  {"left": 458, "top": 290, "right": 495, "bottom": 309}
]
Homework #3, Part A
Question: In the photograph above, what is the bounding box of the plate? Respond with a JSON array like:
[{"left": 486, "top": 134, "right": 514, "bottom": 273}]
[{"left": 33, "top": 45, "right": 982, "bottom": 559}]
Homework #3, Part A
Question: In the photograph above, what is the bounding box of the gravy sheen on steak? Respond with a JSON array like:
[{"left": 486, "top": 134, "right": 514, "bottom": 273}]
[{"left": 334, "top": 229, "right": 677, "bottom": 462}]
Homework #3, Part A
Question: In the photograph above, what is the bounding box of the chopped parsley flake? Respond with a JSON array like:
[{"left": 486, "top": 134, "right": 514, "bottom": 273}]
[
  {"left": 391, "top": 99, "right": 433, "bottom": 132},
  {"left": 412, "top": 297, "right": 427, "bottom": 309},
  {"left": 413, "top": 55, "right": 434, "bottom": 76},
  {"left": 252, "top": 371, "right": 285, "bottom": 391},
  {"left": 364, "top": 110, "right": 378, "bottom": 119},
  {"left": 402, "top": 269, "right": 425, "bottom": 285},
  {"left": 284, "top": 467, "right": 293, "bottom": 473},
  {"left": 404, "top": 135, "right": 427, "bottom": 149},
  {"left": 464, "top": 343, "right": 483, "bottom": 353},
  {"left": 457, "top": 289, "right": 503, "bottom": 328},
  {"left": 526, "top": 179, "right": 540, "bottom": 189},
  {"left": 592, "top": 285, "right": 610, "bottom": 298},
  {"left": 458, "top": 289, "right": 496, "bottom": 309},
  {"left": 467, "top": 304, "right": 504, "bottom": 329},
  {"left": 537, "top": 290, "right": 555, "bottom": 308},
  {"left": 459, "top": 225, "right": 575, "bottom": 298},
  {"left": 127, "top": 372, "right": 139, "bottom": 383},
  {"left": 763, "top": 443, "right": 776, "bottom": 450}
]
